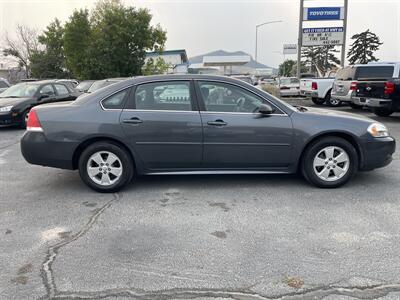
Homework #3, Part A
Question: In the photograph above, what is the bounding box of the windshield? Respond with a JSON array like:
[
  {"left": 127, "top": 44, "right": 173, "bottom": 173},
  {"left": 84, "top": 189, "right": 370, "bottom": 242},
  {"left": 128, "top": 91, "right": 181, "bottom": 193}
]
[
  {"left": 87, "top": 80, "right": 117, "bottom": 93},
  {"left": 76, "top": 81, "right": 94, "bottom": 91},
  {"left": 0, "top": 83, "right": 39, "bottom": 98}
]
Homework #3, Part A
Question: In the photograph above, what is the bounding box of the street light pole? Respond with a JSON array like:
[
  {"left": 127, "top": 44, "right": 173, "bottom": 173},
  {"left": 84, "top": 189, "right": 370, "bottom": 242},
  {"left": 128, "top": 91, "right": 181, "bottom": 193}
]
[{"left": 255, "top": 20, "right": 282, "bottom": 68}]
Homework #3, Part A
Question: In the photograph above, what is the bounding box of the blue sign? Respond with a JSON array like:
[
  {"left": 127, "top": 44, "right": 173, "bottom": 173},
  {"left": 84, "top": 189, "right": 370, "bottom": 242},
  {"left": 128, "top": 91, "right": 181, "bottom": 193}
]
[{"left": 304, "top": 7, "right": 344, "bottom": 21}]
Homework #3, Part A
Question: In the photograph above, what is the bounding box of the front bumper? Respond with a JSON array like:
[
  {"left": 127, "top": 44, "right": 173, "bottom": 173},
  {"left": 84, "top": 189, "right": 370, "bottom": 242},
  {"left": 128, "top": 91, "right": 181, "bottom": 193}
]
[
  {"left": 0, "top": 112, "right": 21, "bottom": 126},
  {"left": 360, "top": 136, "right": 396, "bottom": 171},
  {"left": 21, "top": 131, "right": 76, "bottom": 170}
]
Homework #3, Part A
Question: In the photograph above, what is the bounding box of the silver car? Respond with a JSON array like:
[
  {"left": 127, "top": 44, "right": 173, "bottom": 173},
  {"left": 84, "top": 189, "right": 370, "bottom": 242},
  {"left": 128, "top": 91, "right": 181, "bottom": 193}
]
[{"left": 331, "top": 66, "right": 361, "bottom": 108}]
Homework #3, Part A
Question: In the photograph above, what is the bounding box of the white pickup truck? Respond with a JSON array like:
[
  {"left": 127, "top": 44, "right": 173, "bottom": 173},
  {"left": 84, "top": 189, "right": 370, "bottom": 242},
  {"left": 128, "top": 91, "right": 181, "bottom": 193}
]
[{"left": 300, "top": 72, "right": 338, "bottom": 106}]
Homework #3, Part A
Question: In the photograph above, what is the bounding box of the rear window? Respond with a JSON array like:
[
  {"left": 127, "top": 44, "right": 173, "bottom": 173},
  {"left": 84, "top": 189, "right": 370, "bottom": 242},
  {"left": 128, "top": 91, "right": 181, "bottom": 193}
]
[
  {"left": 0, "top": 81, "right": 8, "bottom": 88},
  {"left": 355, "top": 66, "right": 394, "bottom": 80},
  {"left": 336, "top": 67, "right": 356, "bottom": 81}
]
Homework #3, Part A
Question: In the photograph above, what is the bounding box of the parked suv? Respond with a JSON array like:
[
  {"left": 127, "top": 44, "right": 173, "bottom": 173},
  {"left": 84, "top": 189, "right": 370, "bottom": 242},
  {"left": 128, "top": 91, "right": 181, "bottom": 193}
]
[
  {"left": 331, "top": 66, "right": 361, "bottom": 109},
  {"left": 356, "top": 62, "right": 400, "bottom": 117}
]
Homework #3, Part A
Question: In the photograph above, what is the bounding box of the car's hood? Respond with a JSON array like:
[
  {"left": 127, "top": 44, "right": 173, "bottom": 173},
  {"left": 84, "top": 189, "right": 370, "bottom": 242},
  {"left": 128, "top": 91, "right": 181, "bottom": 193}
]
[
  {"left": 302, "top": 107, "right": 374, "bottom": 123},
  {"left": 0, "top": 97, "right": 32, "bottom": 107}
]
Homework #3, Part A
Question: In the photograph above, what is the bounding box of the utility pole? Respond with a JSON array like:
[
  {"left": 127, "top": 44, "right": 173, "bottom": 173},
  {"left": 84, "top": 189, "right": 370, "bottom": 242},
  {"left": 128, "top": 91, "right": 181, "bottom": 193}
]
[
  {"left": 255, "top": 21, "right": 283, "bottom": 68},
  {"left": 341, "top": 0, "right": 349, "bottom": 68},
  {"left": 297, "top": 0, "right": 304, "bottom": 78}
]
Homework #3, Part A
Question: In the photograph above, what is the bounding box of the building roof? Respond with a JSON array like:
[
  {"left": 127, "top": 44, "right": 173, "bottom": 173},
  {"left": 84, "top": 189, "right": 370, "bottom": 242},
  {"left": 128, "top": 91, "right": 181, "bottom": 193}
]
[
  {"left": 146, "top": 49, "right": 188, "bottom": 63},
  {"left": 190, "top": 50, "right": 272, "bottom": 69}
]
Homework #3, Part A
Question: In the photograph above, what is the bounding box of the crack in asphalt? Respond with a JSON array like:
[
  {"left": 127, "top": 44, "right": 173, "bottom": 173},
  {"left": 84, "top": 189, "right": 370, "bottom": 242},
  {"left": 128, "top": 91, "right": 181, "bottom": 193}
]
[
  {"left": 0, "top": 140, "right": 20, "bottom": 150},
  {"left": 39, "top": 282, "right": 400, "bottom": 300},
  {"left": 39, "top": 193, "right": 122, "bottom": 300},
  {"left": 34, "top": 190, "right": 400, "bottom": 300}
]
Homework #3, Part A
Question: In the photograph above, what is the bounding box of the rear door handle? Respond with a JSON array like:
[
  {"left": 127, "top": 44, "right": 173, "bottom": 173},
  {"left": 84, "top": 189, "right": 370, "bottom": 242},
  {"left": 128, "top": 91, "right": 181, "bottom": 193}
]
[
  {"left": 122, "top": 117, "right": 143, "bottom": 124},
  {"left": 207, "top": 119, "right": 227, "bottom": 126}
]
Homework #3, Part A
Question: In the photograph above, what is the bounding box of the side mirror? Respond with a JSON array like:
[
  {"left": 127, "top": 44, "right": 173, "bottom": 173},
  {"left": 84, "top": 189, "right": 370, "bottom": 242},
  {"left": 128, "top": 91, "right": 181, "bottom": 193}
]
[{"left": 258, "top": 103, "right": 274, "bottom": 115}]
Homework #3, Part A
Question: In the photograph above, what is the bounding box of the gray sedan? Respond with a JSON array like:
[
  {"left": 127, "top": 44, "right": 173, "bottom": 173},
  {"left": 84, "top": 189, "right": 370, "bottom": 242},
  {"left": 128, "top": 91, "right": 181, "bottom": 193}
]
[{"left": 21, "top": 75, "right": 395, "bottom": 192}]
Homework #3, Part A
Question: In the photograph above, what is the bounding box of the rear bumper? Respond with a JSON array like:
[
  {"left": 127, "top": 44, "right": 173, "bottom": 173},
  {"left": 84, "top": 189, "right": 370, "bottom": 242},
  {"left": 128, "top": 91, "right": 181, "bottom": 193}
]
[
  {"left": 300, "top": 90, "right": 318, "bottom": 98},
  {"left": 21, "top": 131, "right": 75, "bottom": 170},
  {"left": 366, "top": 98, "right": 392, "bottom": 108},
  {"left": 280, "top": 89, "right": 300, "bottom": 97},
  {"left": 331, "top": 90, "right": 353, "bottom": 103},
  {"left": 360, "top": 136, "right": 396, "bottom": 171}
]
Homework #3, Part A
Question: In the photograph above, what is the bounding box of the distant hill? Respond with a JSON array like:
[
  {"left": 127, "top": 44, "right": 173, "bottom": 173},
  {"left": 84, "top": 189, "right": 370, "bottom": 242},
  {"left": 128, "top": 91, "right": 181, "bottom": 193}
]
[{"left": 189, "top": 49, "right": 272, "bottom": 69}]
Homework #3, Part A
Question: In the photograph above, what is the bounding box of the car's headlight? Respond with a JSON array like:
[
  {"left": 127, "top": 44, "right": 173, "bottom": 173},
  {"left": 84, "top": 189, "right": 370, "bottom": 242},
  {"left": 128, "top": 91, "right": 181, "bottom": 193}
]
[
  {"left": 367, "top": 123, "right": 389, "bottom": 138},
  {"left": 0, "top": 105, "right": 13, "bottom": 112}
]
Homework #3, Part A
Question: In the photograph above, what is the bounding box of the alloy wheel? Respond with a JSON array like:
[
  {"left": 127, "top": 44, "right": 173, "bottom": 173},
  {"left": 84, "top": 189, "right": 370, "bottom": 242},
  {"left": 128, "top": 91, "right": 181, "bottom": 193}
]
[
  {"left": 313, "top": 146, "right": 350, "bottom": 182},
  {"left": 86, "top": 151, "right": 123, "bottom": 186}
]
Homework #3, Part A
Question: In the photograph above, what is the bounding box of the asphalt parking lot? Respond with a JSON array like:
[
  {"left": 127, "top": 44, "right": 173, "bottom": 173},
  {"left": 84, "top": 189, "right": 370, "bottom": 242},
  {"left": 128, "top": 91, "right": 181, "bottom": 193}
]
[{"left": 1, "top": 101, "right": 400, "bottom": 300}]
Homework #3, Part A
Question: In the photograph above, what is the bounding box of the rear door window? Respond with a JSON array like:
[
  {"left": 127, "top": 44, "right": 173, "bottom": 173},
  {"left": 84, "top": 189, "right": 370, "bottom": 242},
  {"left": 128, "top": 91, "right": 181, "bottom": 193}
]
[
  {"left": 134, "top": 81, "right": 193, "bottom": 111},
  {"left": 355, "top": 66, "right": 394, "bottom": 80},
  {"left": 54, "top": 84, "right": 69, "bottom": 96}
]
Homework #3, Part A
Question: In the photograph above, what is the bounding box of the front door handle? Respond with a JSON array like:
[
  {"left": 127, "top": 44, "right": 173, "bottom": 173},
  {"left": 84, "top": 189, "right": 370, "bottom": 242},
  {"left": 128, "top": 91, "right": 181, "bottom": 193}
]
[
  {"left": 207, "top": 119, "right": 227, "bottom": 126},
  {"left": 122, "top": 117, "right": 143, "bottom": 124}
]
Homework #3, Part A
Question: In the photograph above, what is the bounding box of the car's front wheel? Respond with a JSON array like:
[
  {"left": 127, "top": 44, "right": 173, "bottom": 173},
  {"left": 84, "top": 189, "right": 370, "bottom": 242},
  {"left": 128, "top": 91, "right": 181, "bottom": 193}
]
[
  {"left": 21, "top": 110, "right": 30, "bottom": 129},
  {"left": 302, "top": 137, "right": 358, "bottom": 188},
  {"left": 78, "top": 142, "right": 134, "bottom": 192}
]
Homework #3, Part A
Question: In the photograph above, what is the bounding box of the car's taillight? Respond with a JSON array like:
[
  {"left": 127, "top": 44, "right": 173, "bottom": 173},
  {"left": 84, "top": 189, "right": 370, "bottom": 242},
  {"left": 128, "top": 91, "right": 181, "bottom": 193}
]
[
  {"left": 311, "top": 82, "right": 318, "bottom": 90},
  {"left": 27, "top": 109, "right": 43, "bottom": 132},
  {"left": 350, "top": 81, "right": 357, "bottom": 91},
  {"left": 384, "top": 81, "right": 395, "bottom": 95}
]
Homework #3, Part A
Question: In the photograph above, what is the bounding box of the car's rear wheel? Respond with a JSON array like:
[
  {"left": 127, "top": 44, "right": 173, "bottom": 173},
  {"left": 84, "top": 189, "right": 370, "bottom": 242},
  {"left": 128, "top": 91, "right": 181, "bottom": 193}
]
[
  {"left": 302, "top": 137, "right": 358, "bottom": 188},
  {"left": 311, "top": 97, "right": 325, "bottom": 105},
  {"left": 349, "top": 103, "right": 363, "bottom": 109},
  {"left": 325, "top": 91, "right": 341, "bottom": 107},
  {"left": 373, "top": 107, "right": 394, "bottom": 117},
  {"left": 78, "top": 142, "right": 134, "bottom": 192}
]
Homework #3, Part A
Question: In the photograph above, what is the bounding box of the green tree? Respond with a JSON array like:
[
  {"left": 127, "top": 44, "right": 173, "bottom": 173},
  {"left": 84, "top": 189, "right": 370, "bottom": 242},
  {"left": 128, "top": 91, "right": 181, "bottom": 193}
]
[
  {"left": 142, "top": 57, "right": 171, "bottom": 75},
  {"left": 69, "top": 0, "right": 167, "bottom": 79},
  {"left": 63, "top": 9, "right": 92, "bottom": 79},
  {"left": 30, "top": 19, "right": 70, "bottom": 78},
  {"left": 302, "top": 46, "right": 340, "bottom": 76},
  {"left": 347, "top": 29, "right": 383, "bottom": 65},
  {"left": 279, "top": 59, "right": 296, "bottom": 77}
]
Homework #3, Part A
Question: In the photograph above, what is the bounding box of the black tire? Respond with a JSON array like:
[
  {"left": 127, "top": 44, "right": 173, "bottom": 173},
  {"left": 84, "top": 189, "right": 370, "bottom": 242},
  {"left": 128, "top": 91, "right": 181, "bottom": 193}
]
[
  {"left": 373, "top": 107, "right": 394, "bottom": 117},
  {"left": 20, "top": 110, "right": 30, "bottom": 129},
  {"left": 301, "top": 137, "right": 358, "bottom": 188},
  {"left": 311, "top": 97, "right": 326, "bottom": 105},
  {"left": 78, "top": 142, "right": 134, "bottom": 193},
  {"left": 349, "top": 103, "right": 363, "bottom": 109},
  {"left": 325, "top": 91, "right": 341, "bottom": 107}
]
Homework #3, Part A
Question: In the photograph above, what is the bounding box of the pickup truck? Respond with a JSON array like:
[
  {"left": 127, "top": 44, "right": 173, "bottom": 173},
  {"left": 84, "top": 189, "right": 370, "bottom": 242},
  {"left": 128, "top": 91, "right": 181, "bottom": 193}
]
[
  {"left": 356, "top": 62, "right": 400, "bottom": 117},
  {"left": 300, "top": 72, "right": 337, "bottom": 106}
]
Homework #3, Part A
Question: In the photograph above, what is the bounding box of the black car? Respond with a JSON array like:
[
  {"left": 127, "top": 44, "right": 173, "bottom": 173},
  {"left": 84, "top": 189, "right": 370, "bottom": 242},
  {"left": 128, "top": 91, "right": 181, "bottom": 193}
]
[
  {"left": 21, "top": 75, "right": 395, "bottom": 192},
  {"left": 0, "top": 80, "right": 78, "bottom": 128}
]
